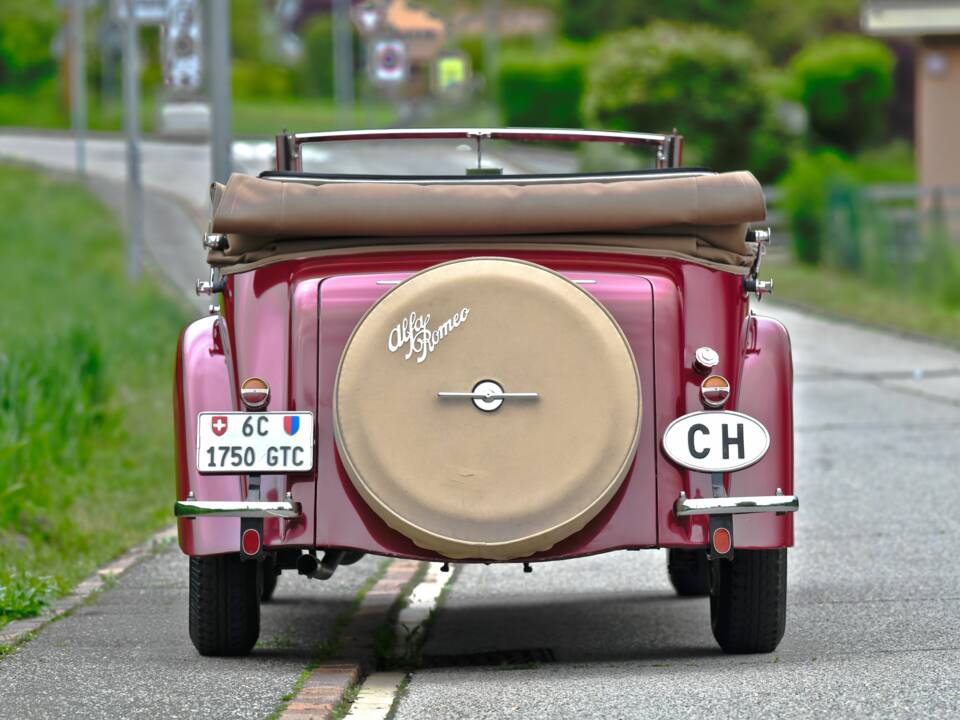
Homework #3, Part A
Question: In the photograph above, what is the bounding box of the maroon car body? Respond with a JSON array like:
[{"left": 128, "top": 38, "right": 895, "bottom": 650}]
[{"left": 174, "top": 128, "right": 797, "bottom": 656}]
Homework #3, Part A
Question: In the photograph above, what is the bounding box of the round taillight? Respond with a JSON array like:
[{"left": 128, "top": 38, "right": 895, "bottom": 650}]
[
  {"left": 240, "top": 377, "right": 270, "bottom": 410},
  {"left": 700, "top": 375, "right": 730, "bottom": 408}
]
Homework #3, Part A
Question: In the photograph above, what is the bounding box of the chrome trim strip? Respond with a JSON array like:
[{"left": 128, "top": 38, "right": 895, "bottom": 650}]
[
  {"left": 174, "top": 499, "right": 302, "bottom": 519},
  {"left": 292, "top": 127, "right": 673, "bottom": 146},
  {"left": 674, "top": 492, "right": 798, "bottom": 517}
]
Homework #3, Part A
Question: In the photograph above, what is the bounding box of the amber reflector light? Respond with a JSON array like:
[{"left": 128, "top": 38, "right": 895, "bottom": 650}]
[
  {"left": 240, "top": 377, "right": 270, "bottom": 410},
  {"left": 700, "top": 375, "right": 730, "bottom": 408}
]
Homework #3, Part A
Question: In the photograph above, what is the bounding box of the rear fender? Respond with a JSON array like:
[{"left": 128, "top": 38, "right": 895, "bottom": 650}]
[
  {"left": 175, "top": 316, "right": 243, "bottom": 555},
  {"left": 727, "top": 313, "right": 794, "bottom": 548}
]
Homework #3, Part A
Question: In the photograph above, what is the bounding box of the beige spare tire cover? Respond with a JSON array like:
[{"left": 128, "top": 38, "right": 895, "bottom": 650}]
[{"left": 334, "top": 258, "right": 641, "bottom": 560}]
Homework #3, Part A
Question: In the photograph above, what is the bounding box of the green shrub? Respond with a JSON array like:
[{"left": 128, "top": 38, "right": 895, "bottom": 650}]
[
  {"left": 0, "top": 571, "right": 58, "bottom": 622},
  {"left": 299, "top": 14, "right": 334, "bottom": 98},
  {"left": 232, "top": 59, "right": 296, "bottom": 100},
  {"left": 0, "top": 0, "right": 58, "bottom": 87},
  {"left": 583, "top": 22, "right": 790, "bottom": 179},
  {"left": 498, "top": 45, "right": 587, "bottom": 128},
  {"left": 788, "top": 35, "right": 895, "bottom": 153},
  {"left": 779, "top": 151, "right": 856, "bottom": 265},
  {"left": 555, "top": 0, "right": 860, "bottom": 61}
]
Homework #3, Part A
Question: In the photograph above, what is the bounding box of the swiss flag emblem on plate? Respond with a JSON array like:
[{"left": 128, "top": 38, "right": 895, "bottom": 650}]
[{"left": 211, "top": 416, "right": 229, "bottom": 436}]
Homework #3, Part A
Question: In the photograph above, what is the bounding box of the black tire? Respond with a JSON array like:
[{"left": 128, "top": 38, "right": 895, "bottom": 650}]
[
  {"left": 710, "top": 548, "right": 787, "bottom": 654},
  {"left": 261, "top": 558, "right": 279, "bottom": 602},
  {"left": 189, "top": 554, "right": 260, "bottom": 656},
  {"left": 667, "top": 549, "right": 710, "bottom": 597}
]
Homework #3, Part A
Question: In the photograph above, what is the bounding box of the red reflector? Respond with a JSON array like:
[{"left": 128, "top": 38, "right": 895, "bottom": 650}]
[
  {"left": 241, "top": 528, "right": 261, "bottom": 556},
  {"left": 712, "top": 527, "right": 732, "bottom": 555}
]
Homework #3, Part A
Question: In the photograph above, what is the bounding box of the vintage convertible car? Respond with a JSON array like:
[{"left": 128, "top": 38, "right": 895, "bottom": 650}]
[{"left": 174, "top": 128, "right": 798, "bottom": 657}]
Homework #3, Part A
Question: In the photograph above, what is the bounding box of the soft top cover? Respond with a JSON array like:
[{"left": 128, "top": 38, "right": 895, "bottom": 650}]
[{"left": 206, "top": 171, "right": 766, "bottom": 274}]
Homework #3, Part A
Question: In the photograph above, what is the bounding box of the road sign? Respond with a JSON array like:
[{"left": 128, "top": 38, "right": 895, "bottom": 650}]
[
  {"left": 370, "top": 39, "right": 408, "bottom": 85},
  {"left": 162, "top": 0, "right": 202, "bottom": 93},
  {"left": 112, "top": 0, "right": 167, "bottom": 25},
  {"left": 433, "top": 50, "right": 470, "bottom": 94},
  {"left": 352, "top": 1, "right": 388, "bottom": 36}
]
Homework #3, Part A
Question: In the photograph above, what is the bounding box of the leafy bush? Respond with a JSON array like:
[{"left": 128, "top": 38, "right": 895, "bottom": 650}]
[
  {"left": 0, "top": 571, "right": 58, "bottom": 622},
  {"left": 555, "top": 0, "right": 859, "bottom": 62},
  {"left": 0, "top": 0, "right": 58, "bottom": 87},
  {"left": 232, "top": 59, "right": 296, "bottom": 100},
  {"left": 583, "top": 22, "right": 790, "bottom": 179},
  {"left": 788, "top": 35, "right": 895, "bottom": 153},
  {"left": 299, "top": 14, "right": 334, "bottom": 98},
  {"left": 779, "top": 151, "right": 856, "bottom": 265},
  {"left": 498, "top": 45, "right": 588, "bottom": 129}
]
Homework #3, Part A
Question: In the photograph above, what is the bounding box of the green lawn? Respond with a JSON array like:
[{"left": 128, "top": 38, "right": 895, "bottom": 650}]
[
  {"left": 0, "top": 164, "right": 189, "bottom": 627},
  {"left": 0, "top": 89, "right": 396, "bottom": 138},
  {"left": 766, "top": 255, "right": 960, "bottom": 346}
]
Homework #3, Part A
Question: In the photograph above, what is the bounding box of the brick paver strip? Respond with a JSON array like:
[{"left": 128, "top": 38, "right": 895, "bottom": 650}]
[{"left": 279, "top": 559, "right": 422, "bottom": 720}]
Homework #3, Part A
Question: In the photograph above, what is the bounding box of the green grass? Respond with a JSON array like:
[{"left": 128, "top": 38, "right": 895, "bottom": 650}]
[
  {"left": 0, "top": 163, "right": 189, "bottom": 627},
  {"left": 0, "top": 73, "right": 398, "bottom": 138},
  {"left": 232, "top": 98, "right": 395, "bottom": 137},
  {"left": 766, "top": 255, "right": 960, "bottom": 345}
]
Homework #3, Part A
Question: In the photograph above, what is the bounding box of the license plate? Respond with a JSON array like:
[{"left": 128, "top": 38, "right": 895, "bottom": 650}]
[
  {"left": 196, "top": 412, "right": 314, "bottom": 474},
  {"left": 662, "top": 410, "right": 769, "bottom": 473}
]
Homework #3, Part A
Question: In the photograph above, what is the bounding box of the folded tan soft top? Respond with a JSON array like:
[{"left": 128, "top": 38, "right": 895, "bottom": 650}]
[{"left": 206, "top": 171, "right": 766, "bottom": 274}]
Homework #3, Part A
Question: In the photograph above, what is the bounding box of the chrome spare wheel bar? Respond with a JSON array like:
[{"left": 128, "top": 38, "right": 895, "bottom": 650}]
[
  {"left": 674, "top": 490, "right": 799, "bottom": 518},
  {"left": 438, "top": 380, "right": 539, "bottom": 412},
  {"left": 175, "top": 495, "right": 301, "bottom": 519}
]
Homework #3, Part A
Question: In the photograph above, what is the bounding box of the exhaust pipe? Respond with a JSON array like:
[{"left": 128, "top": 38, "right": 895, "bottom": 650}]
[{"left": 296, "top": 550, "right": 345, "bottom": 580}]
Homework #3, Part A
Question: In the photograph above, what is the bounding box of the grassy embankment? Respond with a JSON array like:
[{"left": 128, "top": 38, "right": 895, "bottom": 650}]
[
  {"left": 765, "top": 255, "right": 960, "bottom": 346},
  {"left": 0, "top": 164, "right": 189, "bottom": 627}
]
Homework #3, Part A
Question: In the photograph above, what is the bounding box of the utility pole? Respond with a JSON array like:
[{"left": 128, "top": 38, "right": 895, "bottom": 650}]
[
  {"left": 209, "top": 0, "right": 232, "bottom": 184},
  {"left": 69, "top": 0, "right": 87, "bottom": 176},
  {"left": 332, "top": 0, "right": 354, "bottom": 127},
  {"left": 122, "top": 0, "right": 143, "bottom": 280},
  {"left": 484, "top": 0, "right": 500, "bottom": 100}
]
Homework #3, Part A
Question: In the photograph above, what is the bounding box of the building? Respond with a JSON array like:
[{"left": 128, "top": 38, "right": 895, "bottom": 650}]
[{"left": 863, "top": 1, "right": 960, "bottom": 188}]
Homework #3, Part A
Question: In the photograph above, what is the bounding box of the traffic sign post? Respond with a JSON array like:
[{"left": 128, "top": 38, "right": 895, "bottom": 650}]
[
  {"left": 208, "top": 0, "right": 232, "bottom": 184},
  {"left": 122, "top": 0, "right": 143, "bottom": 280},
  {"left": 68, "top": 0, "right": 88, "bottom": 176}
]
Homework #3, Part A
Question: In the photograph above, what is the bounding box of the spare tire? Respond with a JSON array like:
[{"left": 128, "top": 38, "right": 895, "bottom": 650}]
[{"left": 334, "top": 258, "right": 641, "bottom": 560}]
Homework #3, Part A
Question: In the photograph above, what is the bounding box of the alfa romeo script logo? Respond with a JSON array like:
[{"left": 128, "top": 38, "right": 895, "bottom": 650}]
[{"left": 387, "top": 308, "right": 469, "bottom": 363}]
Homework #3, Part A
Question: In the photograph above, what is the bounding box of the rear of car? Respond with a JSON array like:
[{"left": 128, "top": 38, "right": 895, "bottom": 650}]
[{"left": 173, "top": 129, "right": 797, "bottom": 657}]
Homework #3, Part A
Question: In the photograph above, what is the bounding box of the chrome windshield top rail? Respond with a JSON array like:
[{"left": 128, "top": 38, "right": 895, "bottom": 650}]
[{"left": 276, "top": 127, "right": 683, "bottom": 172}]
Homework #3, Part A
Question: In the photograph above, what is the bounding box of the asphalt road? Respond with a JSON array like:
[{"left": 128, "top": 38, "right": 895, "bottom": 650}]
[
  {"left": 394, "top": 304, "right": 960, "bottom": 719},
  {"left": 1, "top": 133, "right": 959, "bottom": 718}
]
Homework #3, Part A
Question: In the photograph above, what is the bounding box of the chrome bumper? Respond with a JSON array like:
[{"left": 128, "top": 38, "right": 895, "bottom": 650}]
[
  {"left": 674, "top": 491, "right": 798, "bottom": 518},
  {"left": 174, "top": 499, "right": 302, "bottom": 519}
]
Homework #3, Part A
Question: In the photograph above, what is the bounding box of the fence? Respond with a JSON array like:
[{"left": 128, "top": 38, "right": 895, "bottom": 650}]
[{"left": 764, "top": 183, "right": 960, "bottom": 306}]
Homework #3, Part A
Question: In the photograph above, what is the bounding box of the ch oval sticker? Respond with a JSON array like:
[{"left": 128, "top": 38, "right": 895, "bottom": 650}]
[{"left": 662, "top": 410, "right": 770, "bottom": 473}]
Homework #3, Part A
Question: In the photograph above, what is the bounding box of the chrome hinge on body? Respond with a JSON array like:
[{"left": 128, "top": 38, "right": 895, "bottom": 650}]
[
  {"left": 196, "top": 268, "right": 226, "bottom": 296},
  {"left": 744, "top": 227, "right": 773, "bottom": 300},
  {"left": 203, "top": 233, "right": 227, "bottom": 250}
]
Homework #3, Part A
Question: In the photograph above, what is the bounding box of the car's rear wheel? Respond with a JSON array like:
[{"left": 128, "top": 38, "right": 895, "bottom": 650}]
[
  {"left": 260, "top": 557, "right": 279, "bottom": 602},
  {"left": 189, "top": 554, "right": 260, "bottom": 656},
  {"left": 710, "top": 549, "right": 787, "bottom": 654},
  {"left": 667, "top": 549, "right": 710, "bottom": 597}
]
